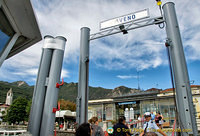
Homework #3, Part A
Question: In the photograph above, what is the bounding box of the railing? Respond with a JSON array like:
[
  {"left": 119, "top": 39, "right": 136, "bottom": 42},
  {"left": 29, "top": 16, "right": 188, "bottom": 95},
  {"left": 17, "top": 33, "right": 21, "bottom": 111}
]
[{"left": 0, "top": 130, "right": 27, "bottom": 136}]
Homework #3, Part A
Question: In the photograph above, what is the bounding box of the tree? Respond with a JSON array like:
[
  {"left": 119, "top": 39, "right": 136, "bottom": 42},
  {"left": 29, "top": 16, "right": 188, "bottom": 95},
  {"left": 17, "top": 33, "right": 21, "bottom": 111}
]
[
  {"left": 1, "top": 111, "right": 5, "bottom": 115},
  {"left": 6, "top": 97, "right": 28, "bottom": 124},
  {"left": 26, "top": 99, "right": 32, "bottom": 121},
  {"left": 59, "top": 99, "right": 76, "bottom": 111}
]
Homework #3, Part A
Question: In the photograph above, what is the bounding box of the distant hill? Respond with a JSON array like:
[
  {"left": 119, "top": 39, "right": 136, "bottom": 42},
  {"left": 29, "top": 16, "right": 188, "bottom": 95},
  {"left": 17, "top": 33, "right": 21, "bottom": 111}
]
[
  {"left": 0, "top": 81, "right": 34, "bottom": 103},
  {"left": 112, "top": 86, "right": 141, "bottom": 96},
  {"left": 0, "top": 81, "right": 140, "bottom": 103}
]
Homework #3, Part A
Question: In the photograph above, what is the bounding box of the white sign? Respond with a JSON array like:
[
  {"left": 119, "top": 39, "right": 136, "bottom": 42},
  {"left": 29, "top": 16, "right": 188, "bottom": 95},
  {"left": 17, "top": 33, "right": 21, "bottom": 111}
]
[
  {"left": 100, "top": 9, "right": 149, "bottom": 30},
  {"left": 124, "top": 108, "right": 130, "bottom": 122},
  {"left": 130, "top": 108, "right": 134, "bottom": 120}
]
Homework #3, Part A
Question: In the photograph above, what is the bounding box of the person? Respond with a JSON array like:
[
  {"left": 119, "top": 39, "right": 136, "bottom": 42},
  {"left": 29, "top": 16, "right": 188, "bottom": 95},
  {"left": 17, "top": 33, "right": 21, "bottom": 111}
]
[
  {"left": 150, "top": 112, "right": 155, "bottom": 120},
  {"left": 88, "top": 117, "right": 104, "bottom": 136},
  {"left": 113, "top": 116, "right": 131, "bottom": 136},
  {"left": 139, "top": 112, "right": 167, "bottom": 136},
  {"left": 75, "top": 123, "right": 92, "bottom": 136},
  {"left": 137, "top": 114, "right": 142, "bottom": 129},
  {"left": 59, "top": 123, "right": 64, "bottom": 130},
  {"left": 141, "top": 115, "right": 145, "bottom": 127},
  {"left": 155, "top": 112, "right": 163, "bottom": 129}
]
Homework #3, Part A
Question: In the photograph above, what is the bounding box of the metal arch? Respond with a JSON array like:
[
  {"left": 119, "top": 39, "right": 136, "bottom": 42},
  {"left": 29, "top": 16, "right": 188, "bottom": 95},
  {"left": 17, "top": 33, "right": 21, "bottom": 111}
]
[
  {"left": 90, "top": 16, "right": 164, "bottom": 40},
  {"left": 79, "top": 3, "right": 198, "bottom": 135}
]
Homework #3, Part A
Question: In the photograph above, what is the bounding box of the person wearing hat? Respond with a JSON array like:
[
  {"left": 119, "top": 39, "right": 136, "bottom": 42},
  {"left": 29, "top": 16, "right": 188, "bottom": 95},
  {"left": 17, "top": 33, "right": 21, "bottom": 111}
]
[{"left": 139, "top": 112, "right": 167, "bottom": 136}]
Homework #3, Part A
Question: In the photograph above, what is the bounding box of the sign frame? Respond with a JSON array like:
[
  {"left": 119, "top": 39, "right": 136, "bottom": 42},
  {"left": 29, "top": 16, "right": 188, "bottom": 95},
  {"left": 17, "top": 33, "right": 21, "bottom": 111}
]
[{"left": 100, "top": 9, "right": 150, "bottom": 30}]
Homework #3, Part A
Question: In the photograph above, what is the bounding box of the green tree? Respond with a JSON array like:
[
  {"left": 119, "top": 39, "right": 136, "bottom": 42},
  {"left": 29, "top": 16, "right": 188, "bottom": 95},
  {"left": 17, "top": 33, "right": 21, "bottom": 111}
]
[
  {"left": 26, "top": 99, "right": 32, "bottom": 121},
  {"left": 59, "top": 99, "right": 76, "bottom": 111},
  {"left": 6, "top": 97, "right": 28, "bottom": 124},
  {"left": 1, "top": 111, "right": 5, "bottom": 115}
]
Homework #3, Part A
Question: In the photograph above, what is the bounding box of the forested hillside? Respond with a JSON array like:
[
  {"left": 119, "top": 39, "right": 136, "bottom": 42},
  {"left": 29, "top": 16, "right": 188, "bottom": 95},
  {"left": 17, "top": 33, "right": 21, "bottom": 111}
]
[{"left": 0, "top": 81, "right": 139, "bottom": 103}]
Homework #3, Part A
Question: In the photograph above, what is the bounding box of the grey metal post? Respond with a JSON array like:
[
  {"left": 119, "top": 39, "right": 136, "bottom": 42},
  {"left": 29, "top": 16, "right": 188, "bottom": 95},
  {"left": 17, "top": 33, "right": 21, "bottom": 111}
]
[
  {"left": 28, "top": 36, "right": 54, "bottom": 136},
  {"left": 40, "top": 36, "right": 66, "bottom": 136},
  {"left": 163, "top": 2, "right": 198, "bottom": 135},
  {"left": 76, "top": 27, "right": 90, "bottom": 125}
]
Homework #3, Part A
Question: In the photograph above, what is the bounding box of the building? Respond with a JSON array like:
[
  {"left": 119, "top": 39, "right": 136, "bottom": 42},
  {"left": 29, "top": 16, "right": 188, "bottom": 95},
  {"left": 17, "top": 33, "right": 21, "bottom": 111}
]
[
  {"left": 158, "top": 85, "right": 200, "bottom": 118},
  {"left": 0, "top": 88, "right": 13, "bottom": 119},
  {"left": 55, "top": 110, "right": 76, "bottom": 131},
  {"left": 5, "top": 88, "right": 13, "bottom": 105},
  {"left": 0, "top": 0, "right": 41, "bottom": 66},
  {"left": 0, "top": 104, "right": 9, "bottom": 119},
  {"left": 88, "top": 85, "right": 200, "bottom": 130}
]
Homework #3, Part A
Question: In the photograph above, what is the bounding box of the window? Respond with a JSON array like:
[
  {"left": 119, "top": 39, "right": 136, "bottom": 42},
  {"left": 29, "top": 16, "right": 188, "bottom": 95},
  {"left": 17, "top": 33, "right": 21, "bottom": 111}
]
[
  {"left": 0, "top": 8, "right": 15, "bottom": 56},
  {"left": 10, "top": 35, "right": 29, "bottom": 53}
]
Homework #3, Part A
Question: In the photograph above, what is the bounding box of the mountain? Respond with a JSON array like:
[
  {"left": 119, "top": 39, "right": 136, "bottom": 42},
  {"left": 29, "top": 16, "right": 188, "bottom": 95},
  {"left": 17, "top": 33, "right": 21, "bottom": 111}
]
[
  {"left": 0, "top": 81, "right": 140, "bottom": 103},
  {"left": 0, "top": 81, "right": 34, "bottom": 103},
  {"left": 58, "top": 83, "right": 141, "bottom": 102},
  {"left": 112, "top": 86, "right": 141, "bottom": 96},
  {"left": 58, "top": 82, "right": 78, "bottom": 102},
  {"left": 11, "top": 81, "right": 29, "bottom": 87}
]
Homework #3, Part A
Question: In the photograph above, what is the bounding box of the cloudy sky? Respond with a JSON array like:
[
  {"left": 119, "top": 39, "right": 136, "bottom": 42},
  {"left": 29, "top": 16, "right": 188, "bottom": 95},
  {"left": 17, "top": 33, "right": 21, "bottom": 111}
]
[{"left": 0, "top": 0, "right": 200, "bottom": 90}]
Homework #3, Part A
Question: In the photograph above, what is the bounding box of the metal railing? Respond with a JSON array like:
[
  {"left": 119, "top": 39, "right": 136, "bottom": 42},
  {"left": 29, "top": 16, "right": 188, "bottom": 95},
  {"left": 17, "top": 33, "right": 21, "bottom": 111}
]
[{"left": 0, "top": 130, "right": 27, "bottom": 136}]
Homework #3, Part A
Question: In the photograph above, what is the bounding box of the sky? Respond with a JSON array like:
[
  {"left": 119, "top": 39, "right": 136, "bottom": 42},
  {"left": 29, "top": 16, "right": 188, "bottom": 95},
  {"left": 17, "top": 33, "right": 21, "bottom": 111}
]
[{"left": 0, "top": 0, "right": 200, "bottom": 90}]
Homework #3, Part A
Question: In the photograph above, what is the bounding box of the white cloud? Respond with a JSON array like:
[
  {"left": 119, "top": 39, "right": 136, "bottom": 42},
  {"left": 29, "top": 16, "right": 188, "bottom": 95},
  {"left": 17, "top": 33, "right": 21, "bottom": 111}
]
[
  {"left": 61, "top": 69, "right": 69, "bottom": 78},
  {"left": 0, "top": 43, "right": 70, "bottom": 84},
  {"left": 117, "top": 75, "right": 138, "bottom": 79},
  {"left": 90, "top": 34, "right": 166, "bottom": 70},
  {"left": 32, "top": 0, "right": 200, "bottom": 68},
  {"left": 12, "top": 68, "right": 38, "bottom": 76}
]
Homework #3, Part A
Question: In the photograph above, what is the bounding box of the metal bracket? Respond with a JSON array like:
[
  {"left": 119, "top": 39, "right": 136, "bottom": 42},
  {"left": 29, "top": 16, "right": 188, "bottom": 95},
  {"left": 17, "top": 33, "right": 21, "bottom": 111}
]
[
  {"left": 52, "top": 101, "right": 60, "bottom": 113},
  {"left": 165, "top": 39, "right": 172, "bottom": 47},
  {"left": 45, "top": 77, "right": 49, "bottom": 86},
  {"left": 84, "top": 56, "right": 89, "bottom": 63},
  {"left": 76, "top": 97, "right": 82, "bottom": 123},
  {"left": 119, "top": 25, "right": 128, "bottom": 34},
  {"left": 56, "top": 78, "right": 64, "bottom": 88},
  {"left": 90, "top": 16, "right": 164, "bottom": 40}
]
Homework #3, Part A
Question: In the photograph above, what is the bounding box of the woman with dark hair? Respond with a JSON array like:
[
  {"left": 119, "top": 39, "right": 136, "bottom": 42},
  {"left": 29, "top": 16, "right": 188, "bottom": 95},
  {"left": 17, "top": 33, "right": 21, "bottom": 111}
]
[
  {"left": 155, "top": 112, "right": 163, "bottom": 129},
  {"left": 88, "top": 117, "right": 104, "bottom": 136},
  {"left": 76, "top": 123, "right": 91, "bottom": 136}
]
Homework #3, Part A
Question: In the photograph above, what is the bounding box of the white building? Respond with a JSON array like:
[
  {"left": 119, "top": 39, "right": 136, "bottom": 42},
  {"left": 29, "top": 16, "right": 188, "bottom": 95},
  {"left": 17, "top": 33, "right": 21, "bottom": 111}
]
[
  {"left": 55, "top": 110, "right": 76, "bottom": 131},
  {"left": 0, "top": 89, "right": 13, "bottom": 118},
  {"left": 5, "top": 88, "right": 13, "bottom": 105}
]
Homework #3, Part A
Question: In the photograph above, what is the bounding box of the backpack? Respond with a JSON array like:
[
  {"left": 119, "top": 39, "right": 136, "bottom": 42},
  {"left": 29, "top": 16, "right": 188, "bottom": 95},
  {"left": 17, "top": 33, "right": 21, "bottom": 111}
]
[{"left": 95, "top": 126, "right": 101, "bottom": 136}]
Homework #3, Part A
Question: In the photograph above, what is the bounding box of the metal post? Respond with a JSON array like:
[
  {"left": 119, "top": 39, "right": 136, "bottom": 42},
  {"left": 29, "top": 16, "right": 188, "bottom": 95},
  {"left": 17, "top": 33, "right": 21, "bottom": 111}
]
[
  {"left": 102, "top": 104, "right": 104, "bottom": 121},
  {"left": 40, "top": 36, "right": 66, "bottom": 136},
  {"left": 76, "top": 27, "right": 90, "bottom": 125},
  {"left": 28, "top": 36, "right": 54, "bottom": 136},
  {"left": 163, "top": 2, "right": 198, "bottom": 135}
]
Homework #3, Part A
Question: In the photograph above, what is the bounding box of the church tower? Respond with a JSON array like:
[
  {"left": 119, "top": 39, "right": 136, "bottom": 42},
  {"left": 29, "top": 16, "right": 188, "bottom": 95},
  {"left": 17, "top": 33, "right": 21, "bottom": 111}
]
[{"left": 5, "top": 88, "right": 13, "bottom": 105}]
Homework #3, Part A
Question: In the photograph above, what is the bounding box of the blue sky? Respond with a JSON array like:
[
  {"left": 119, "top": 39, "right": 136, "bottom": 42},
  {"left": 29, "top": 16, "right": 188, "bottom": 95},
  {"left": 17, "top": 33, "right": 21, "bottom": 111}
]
[{"left": 0, "top": 0, "right": 200, "bottom": 90}]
